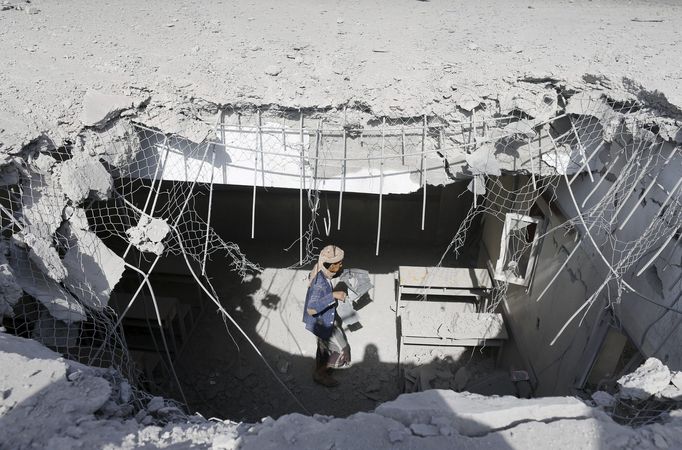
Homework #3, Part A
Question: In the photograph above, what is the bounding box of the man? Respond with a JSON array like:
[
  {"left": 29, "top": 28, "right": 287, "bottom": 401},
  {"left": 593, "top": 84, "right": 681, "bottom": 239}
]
[{"left": 302, "top": 245, "right": 351, "bottom": 387}]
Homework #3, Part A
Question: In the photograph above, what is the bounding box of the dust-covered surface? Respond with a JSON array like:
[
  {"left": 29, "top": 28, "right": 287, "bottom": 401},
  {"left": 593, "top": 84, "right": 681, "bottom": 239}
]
[
  {"left": 2, "top": 1, "right": 682, "bottom": 449},
  {"left": 2, "top": 0, "right": 682, "bottom": 153},
  {"left": 3, "top": 331, "right": 682, "bottom": 450}
]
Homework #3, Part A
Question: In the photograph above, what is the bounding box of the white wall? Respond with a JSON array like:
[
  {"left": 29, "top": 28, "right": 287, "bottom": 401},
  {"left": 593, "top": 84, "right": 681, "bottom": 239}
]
[
  {"left": 557, "top": 140, "right": 682, "bottom": 369},
  {"left": 480, "top": 180, "right": 606, "bottom": 395}
]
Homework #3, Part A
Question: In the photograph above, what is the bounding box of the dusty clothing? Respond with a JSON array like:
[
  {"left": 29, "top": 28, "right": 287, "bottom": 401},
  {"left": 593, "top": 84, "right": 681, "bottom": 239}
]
[
  {"left": 303, "top": 245, "right": 346, "bottom": 339},
  {"left": 316, "top": 318, "right": 351, "bottom": 369},
  {"left": 302, "top": 270, "right": 337, "bottom": 339},
  {"left": 303, "top": 244, "right": 351, "bottom": 368}
]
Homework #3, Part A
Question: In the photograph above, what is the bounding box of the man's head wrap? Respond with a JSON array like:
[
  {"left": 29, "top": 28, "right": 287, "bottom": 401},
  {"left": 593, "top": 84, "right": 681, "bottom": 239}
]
[{"left": 309, "top": 245, "right": 344, "bottom": 284}]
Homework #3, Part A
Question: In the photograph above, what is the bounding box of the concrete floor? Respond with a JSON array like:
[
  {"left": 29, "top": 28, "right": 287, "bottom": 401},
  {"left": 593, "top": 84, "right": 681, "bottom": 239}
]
[{"left": 159, "top": 241, "right": 519, "bottom": 421}]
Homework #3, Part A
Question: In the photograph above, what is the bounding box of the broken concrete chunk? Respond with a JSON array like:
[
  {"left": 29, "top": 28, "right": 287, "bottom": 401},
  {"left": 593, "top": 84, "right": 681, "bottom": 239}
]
[
  {"left": 21, "top": 173, "right": 68, "bottom": 239},
  {"left": 8, "top": 243, "right": 85, "bottom": 323},
  {"left": 627, "top": 122, "right": 657, "bottom": 144},
  {"left": 0, "top": 252, "right": 22, "bottom": 317},
  {"left": 80, "top": 91, "right": 136, "bottom": 129},
  {"left": 617, "top": 357, "right": 671, "bottom": 401},
  {"left": 657, "top": 385, "right": 682, "bottom": 401},
  {"left": 30, "top": 152, "right": 58, "bottom": 175},
  {"left": 410, "top": 423, "right": 440, "bottom": 437},
  {"left": 465, "top": 145, "right": 501, "bottom": 176},
  {"left": 125, "top": 216, "right": 170, "bottom": 256},
  {"left": 376, "top": 390, "right": 594, "bottom": 437},
  {"left": 502, "top": 120, "right": 537, "bottom": 140},
  {"left": 565, "top": 91, "right": 608, "bottom": 116},
  {"left": 57, "top": 155, "right": 113, "bottom": 203},
  {"left": 79, "top": 121, "right": 141, "bottom": 169},
  {"left": 565, "top": 91, "right": 624, "bottom": 143},
  {"left": 21, "top": 233, "right": 68, "bottom": 282},
  {"left": 540, "top": 140, "right": 583, "bottom": 174},
  {"left": 62, "top": 225, "right": 125, "bottom": 310},
  {"left": 119, "top": 381, "right": 132, "bottom": 403},
  {"left": 387, "top": 427, "right": 409, "bottom": 443},
  {"left": 63, "top": 206, "right": 90, "bottom": 231},
  {"left": 453, "top": 91, "right": 483, "bottom": 112},
  {"left": 651, "top": 118, "right": 680, "bottom": 143},
  {"left": 147, "top": 396, "right": 165, "bottom": 413},
  {"left": 466, "top": 175, "right": 486, "bottom": 196},
  {"left": 500, "top": 86, "right": 557, "bottom": 122}
]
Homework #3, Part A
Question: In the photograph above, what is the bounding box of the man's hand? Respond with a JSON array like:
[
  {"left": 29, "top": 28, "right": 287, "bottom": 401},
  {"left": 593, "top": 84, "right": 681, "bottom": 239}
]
[
  {"left": 332, "top": 291, "right": 347, "bottom": 302},
  {"left": 306, "top": 308, "right": 317, "bottom": 316}
]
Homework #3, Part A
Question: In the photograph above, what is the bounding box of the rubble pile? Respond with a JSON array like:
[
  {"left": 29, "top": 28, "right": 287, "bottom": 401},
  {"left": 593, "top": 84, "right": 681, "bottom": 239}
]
[
  {"left": 2, "top": 332, "right": 682, "bottom": 449},
  {"left": 590, "top": 357, "right": 682, "bottom": 426},
  {"left": 0, "top": 88, "right": 168, "bottom": 322}
]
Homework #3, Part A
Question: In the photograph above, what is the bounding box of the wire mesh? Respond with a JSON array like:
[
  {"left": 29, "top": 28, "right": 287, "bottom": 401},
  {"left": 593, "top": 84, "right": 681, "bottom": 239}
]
[{"left": 0, "top": 89, "right": 679, "bottom": 420}]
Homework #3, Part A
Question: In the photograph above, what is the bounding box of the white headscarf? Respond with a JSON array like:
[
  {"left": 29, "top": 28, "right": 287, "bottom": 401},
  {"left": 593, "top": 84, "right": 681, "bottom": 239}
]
[{"left": 308, "top": 245, "right": 344, "bottom": 286}]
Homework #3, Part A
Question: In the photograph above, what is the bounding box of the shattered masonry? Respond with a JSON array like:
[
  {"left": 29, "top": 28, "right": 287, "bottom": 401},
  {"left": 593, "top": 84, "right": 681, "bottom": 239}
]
[
  {"left": 0, "top": 77, "right": 681, "bottom": 449},
  {"left": 1, "top": 80, "right": 681, "bottom": 372},
  {"left": 2, "top": 332, "right": 682, "bottom": 449}
]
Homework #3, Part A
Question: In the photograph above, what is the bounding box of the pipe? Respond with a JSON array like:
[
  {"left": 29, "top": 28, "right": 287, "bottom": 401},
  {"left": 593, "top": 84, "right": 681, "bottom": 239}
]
[
  {"left": 619, "top": 146, "right": 678, "bottom": 230},
  {"left": 299, "top": 112, "right": 304, "bottom": 265},
  {"left": 338, "top": 108, "right": 347, "bottom": 230},
  {"left": 376, "top": 117, "right": 385, "bottom": 256},
  {"left": 421, "top": 114, "right": 427, "bottom": 230}
]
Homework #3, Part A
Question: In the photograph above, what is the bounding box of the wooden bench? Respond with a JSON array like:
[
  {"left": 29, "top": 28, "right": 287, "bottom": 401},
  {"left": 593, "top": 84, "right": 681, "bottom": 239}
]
[
  {"left": 396, "top": 266, "right": 506, "bottom": 371},
  {"left": 397, "top": 266, "right": 493, "bottom": 313},
  {"left": 398, "top": 266, "right": 492, "bottom": 307}
]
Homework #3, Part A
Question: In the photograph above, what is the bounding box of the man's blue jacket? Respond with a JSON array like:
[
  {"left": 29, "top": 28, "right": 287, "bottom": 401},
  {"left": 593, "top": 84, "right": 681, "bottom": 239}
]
[{"left": 302, "top": 271, "right": 336, "bottom": 339}]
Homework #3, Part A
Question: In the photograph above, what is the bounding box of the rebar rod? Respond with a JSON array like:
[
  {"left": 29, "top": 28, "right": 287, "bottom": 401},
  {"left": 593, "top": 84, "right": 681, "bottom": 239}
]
[
  {"left": 180, "top": 124, "right": 574, "bottom": 164},
  {"left": 581, "top": 152, "right": 623, "bottom": 208},
  {"left": 251, "top": 113, "right": 260, "bottom": 239},
  {"left": 608, "top": 142, "right": 659, "bottom": 227},
  {"left": 258, "top": 109, "right": 265, "bottom": 186},
  {"left": 619, "top": 146, "right": 679, "bottom": 230},
  {"left": 338, "top": 108, "right": 347, "bottom": 230},
  {"left": 634, "top": 178, "right": 682, "bottom": 277},
  {"left": 401, "top": 126, "right": 406, "bottom": 165},
  {"left": 421, "top": 114, "right": 427, "bottom": 230},
  {"left": 201, "top": 145, "right": 216, "bottom": 276},
  {"left": 376, "top": 117, "right": 385, "bottom": 256},
  {"left": 299, "top": 112, "right": 304, "bottom": 265},
  {"left": 568, "top": 115, "right": 594, "bottom": 182},
  {"left": 528, "top": 137, "right": 537, "bottom": 190},
  {"left": 569, "top": 141, "right": 605, "bottom": 186}
]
